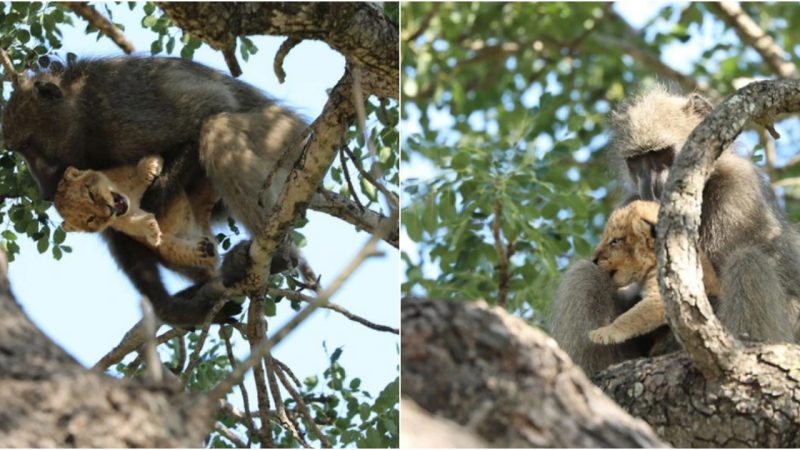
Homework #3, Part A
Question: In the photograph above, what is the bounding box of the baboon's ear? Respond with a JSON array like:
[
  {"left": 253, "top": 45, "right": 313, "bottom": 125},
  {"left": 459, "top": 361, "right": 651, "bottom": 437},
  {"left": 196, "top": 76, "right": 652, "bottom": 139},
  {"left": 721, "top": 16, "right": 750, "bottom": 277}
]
[
  {"left": 34, "top": 81, "right": 63, "bottom": 101},
  {"left": 684, "top": 93, "right": 713, "bottom": 117},
  {"left": 60, "top": 221, "right": 77, "bottom": 232}
]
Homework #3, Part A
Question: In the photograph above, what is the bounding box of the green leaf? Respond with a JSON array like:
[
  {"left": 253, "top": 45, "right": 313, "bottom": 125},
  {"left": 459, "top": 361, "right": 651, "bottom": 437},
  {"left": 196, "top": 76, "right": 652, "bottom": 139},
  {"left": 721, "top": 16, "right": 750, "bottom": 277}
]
[
  {"left": 53, "top": 227, "right": 65, "bottom": 244},
  {"left": 263, "top": 298, "right": 276, "bottom": 317}
]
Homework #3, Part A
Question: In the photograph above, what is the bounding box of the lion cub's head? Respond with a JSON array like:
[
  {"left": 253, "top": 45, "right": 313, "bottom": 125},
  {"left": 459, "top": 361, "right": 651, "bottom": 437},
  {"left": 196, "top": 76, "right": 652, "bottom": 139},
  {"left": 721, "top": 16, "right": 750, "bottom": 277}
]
[
  {"left": 592, "top": 200, "right": 659, "bottom": 287},
  {"left": 54, "top": 167, "right": 130, "bottom": 232}
]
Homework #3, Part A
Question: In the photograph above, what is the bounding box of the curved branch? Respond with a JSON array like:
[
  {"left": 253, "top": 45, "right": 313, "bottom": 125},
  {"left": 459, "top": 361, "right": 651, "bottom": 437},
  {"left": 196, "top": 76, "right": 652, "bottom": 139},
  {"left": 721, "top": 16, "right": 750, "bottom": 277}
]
[
  {"left": 274, "top": 37, "right": 301, "bottom": 84},
  {"left": 656, "top": 80, "right": 800, "bottom": 379},
  {"left": 311, "top": 189, "right": 398, "bottom": 248},
  {"left": 158, "top": 2, "right": 398, "bottom": 98}
]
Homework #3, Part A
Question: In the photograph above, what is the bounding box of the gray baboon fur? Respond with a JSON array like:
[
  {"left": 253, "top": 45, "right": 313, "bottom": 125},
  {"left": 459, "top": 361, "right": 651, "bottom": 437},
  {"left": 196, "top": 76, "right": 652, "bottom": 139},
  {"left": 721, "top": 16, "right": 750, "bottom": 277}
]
[
  {"left": 551, "top": 86, "right": 800, "bottom": 374},
  {"left": 1, "top": 57, "right": 308, "bottom": 325}
]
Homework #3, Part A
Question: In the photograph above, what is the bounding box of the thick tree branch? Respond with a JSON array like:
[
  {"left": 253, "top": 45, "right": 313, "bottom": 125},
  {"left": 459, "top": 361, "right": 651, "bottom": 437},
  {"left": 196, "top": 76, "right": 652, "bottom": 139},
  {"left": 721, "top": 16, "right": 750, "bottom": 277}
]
[
  {"left": 158, "top": 2, "right": 398, "bottom": 99},
  {"left": 62, "top": 2, "right": 135, "bottom": 54},
  {"left": 402, "top": 298, "right": 667, "bottom": 448},
  {"left": 709, "top": 1, "right": 798, "bottom": 78}
]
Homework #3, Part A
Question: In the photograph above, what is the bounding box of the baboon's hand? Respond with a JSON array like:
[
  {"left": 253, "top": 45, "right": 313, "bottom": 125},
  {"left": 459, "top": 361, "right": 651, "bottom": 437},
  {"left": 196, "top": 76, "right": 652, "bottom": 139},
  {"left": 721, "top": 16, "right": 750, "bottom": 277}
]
[{"left": 589, "top": 326, "right": 630, "bottom": 345}]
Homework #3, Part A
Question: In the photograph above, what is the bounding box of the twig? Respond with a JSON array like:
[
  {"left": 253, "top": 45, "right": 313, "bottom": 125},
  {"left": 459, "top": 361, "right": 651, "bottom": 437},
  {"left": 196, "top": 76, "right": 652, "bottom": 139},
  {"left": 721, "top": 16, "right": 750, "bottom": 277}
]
[
  {"left": 180, "top": 296, "right": 231, "bottom": 385},
  {"left": 275, "top": 362, "right": 332, "bottom": 447},
  {"left": 273, "top": 357, "right": 302, "bottom": 389},
  {"left": 207, "top": 207, "right": 398, "bottom": 404},
  {"left": 269, "top": 288, "right": 398, "bottom": 334},
  {"left": 311, "top": 189, "right": 398, "bottom": 248},
  {"left": 140, "top": 297, "right": 162, "bottom": 383},
  {"left": 62, "top": 2, "right": 135, "bottom": 54},
  {"left": 492, "top": 202, "right": 510, "bottom": 308},
  {"left": 222, "top": 332, "right": 257, "bottom": 444},
  {"left": 174, "top": 334, "right": 186, "bottom": 373},
  {"left": 274, "top": 37, "right": 301, "bottom": 83},
  {"left": 0, "top": 47, "right": 20, "bottom": 84},
  {"left": 405, "top": 3, "right": 440, "bottom": 44},
  {"left": 339, "top": 148, "right": 365, "bottom": 210},
  {"left": 710, "top": 1, "right": 798, "bottom": 78},
  {"left": 247, "top": 298, "right": 274, "bottom": 448},
  {"left": 94, "top": 322, "right": 185, "bottom": 371},
  {"left": 266, "top": 356, "right": 309, "bottom": 447},
  {"left": 343, "top": 146, "right": 399, "bottom": 209},
  {"left": 214, "top": 423, "right": 248, "bottom": 449},
  {"left": 222, "top": 46, "right": 242, "bottom": 77}
]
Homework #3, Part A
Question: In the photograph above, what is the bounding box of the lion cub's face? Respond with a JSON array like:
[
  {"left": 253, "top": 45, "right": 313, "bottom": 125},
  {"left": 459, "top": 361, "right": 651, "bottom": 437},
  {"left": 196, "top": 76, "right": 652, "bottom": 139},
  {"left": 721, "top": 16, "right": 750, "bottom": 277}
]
[
  {"left": 592, "top": 200, "right": 659, "bottom": 287},
  {"left": 54, "top": 167, "right": 130, "bottom": 232}
]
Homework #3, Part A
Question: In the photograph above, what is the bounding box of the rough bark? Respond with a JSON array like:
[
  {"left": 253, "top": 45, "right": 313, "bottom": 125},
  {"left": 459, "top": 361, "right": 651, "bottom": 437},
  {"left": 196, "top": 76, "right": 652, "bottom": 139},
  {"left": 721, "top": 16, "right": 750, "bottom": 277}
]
[
  {"left": 0, "top": 249, "right": 212, "bottom": 447},
  {"left": 594, "top": 346, "right": 800, "bottom": 447},
  {"left": 158, "top": 2, "right": 398, "bottom": 99},
  {"left": 401, "top": 298, "right": 666, "bottom": 448}
]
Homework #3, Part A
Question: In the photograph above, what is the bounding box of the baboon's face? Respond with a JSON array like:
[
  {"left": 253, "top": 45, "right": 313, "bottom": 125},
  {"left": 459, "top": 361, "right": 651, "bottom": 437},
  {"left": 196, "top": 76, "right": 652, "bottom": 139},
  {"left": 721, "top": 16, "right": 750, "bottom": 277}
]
[
  {"left": 612, "top": 87, "right": 713, "bottom": 201},
  {"left": 592, "top": 200, "right": 659, "bottom": 287},
  {"left": 3, "top": 77, "right": 72, "bottom": 200}
]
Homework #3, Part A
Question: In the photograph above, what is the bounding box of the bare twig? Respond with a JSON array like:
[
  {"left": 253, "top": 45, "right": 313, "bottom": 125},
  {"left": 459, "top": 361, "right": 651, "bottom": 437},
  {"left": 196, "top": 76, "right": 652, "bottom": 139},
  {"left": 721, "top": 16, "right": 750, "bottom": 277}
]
[
  {"left": 214, "top": 423, "right": 248, "bottom": 449},
  {"left": 269, "top": 288, "right": 398, "bottom": 334},
  {"left": 247, "top": 298, "right": 274, "bottom": 448},
  {"left": 710, "top": 1, "right": 798, "bottom": 78},
  {"left": 94, "top": 322, "right": 185, "bottom": 371},
  {"left": 222, "top": 46, "right": 243, "bottom": 77},
  {"left": 273, "top": 357, "right": 302, "bottom": 389},
  {"left": 311, "top": 189, "right": 398, "bottom": 248},
  {"left": 61, "top": 2, "right": 135, "bottom": 54},
  {"left": 275, "top": 362, "right": 332, "bottom": 447},
  {"left": 140, "top": 297, "right": 162, "bottom": 383},
  {"left": 343, "top": 146, "right": 399, "bottom": 208},
  {"left": 174, "top": 334, "right": 186, "bottom": 373},
  {"left": 339, "top": 148, "right": 365, "bottom": 210},
  {"left": 274, "top": 37, "right": 301, "bottom": 83},
  {"left": 222, "top": 332, "right": 257, "bottom": 444},
  {"left": 0, "top": 47, "right": 20, "bottom": 85},
  {"left": 266, "top": 356, "right": 309, "bottom": 447},
  {"left": 208, "top": 207, "right": 398, "bottom": 403}
]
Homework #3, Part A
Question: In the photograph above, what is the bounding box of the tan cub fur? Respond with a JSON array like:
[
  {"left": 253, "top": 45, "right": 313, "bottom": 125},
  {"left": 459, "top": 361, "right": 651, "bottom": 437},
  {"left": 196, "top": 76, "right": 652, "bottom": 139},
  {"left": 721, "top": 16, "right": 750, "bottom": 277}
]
[
  {"left": 589, "top": 200, "right": 721, "bottom": 344},
  {"left": 54, "top": 156, "right": 220, "bottom": 276}
]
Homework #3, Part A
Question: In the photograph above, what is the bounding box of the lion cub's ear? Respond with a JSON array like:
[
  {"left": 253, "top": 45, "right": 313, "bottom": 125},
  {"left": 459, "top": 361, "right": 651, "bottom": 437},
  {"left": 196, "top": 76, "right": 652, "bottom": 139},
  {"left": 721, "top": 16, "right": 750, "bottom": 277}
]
[
  {"left": 633, "top": 217, "right": 657, "bottom": 240},
  {"left": 63, "top": 167, "right": 81, "bottom": 180}
]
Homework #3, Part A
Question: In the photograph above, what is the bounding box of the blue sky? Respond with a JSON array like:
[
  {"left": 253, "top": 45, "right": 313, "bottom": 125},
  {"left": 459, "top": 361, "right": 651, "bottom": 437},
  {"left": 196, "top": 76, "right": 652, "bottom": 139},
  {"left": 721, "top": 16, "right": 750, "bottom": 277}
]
[{"left": 5, "top": 3, "right": 398, "bottom": 402}]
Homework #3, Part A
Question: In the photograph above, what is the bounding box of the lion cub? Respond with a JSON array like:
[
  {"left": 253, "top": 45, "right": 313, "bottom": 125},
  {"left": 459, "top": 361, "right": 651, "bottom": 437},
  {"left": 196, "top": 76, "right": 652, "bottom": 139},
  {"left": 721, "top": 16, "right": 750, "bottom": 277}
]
[
  {"left": 589, "top": 200, "right": 721, "bottom": 345},
  {"left": 54, "top": 155, "right": 219, "bottom": 276}
]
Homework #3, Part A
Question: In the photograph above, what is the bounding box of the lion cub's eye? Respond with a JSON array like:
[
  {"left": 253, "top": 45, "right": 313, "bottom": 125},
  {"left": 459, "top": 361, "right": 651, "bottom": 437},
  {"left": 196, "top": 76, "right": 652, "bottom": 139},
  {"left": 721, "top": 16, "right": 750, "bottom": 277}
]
[
  {"left": 610, "top": 237, "right": 623, "bottom": 246},
  {"left": 86, "top": 216, "right": 96, "bottom": 225}
]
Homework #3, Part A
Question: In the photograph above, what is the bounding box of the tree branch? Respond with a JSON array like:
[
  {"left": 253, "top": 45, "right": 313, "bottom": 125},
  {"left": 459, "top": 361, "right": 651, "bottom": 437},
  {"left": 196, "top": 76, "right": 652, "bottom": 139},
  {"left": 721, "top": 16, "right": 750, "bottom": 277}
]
[
  {"left": 311, "top": 189, "right": 398, "bottom": 248},
  {"left": 61, "top": 2, "right": 135, "bottom": 54},
  {"left": 709, "top": 1, "right": 798, "bottom": 78},
  {"left": 274, "top": 37, "right": 301, "bottom": 83},
  {"left": 158, "top": 2, "right": 398, "bottom": 98}
]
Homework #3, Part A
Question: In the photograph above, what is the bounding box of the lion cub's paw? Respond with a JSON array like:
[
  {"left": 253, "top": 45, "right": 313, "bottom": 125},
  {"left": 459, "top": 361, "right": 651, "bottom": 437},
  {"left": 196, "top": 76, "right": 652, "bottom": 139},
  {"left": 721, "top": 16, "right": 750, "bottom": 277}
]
[
  {"left": 195, "top": 237, "right": 218, "bottom": 267},
  {"left": 143, "top": 217, "right": 163, "bottom": 247},
  {"left": 589, "top": 326, "right": 629, "bottom": 345}
]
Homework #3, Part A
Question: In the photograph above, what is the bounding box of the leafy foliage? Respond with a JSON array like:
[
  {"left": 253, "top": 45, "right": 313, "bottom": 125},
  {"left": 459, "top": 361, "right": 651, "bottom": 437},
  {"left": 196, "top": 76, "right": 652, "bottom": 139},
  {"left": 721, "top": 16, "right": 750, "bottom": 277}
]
[{"left": 401, "top": 2, "right": 800, "bottom": 327}]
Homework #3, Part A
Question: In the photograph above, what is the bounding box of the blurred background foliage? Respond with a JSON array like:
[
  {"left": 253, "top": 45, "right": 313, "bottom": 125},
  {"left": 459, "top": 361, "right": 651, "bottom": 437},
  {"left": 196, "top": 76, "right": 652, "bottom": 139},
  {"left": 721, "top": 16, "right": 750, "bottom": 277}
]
[{"left": 401, "top": 2, "right": 800, "bottom": 328}]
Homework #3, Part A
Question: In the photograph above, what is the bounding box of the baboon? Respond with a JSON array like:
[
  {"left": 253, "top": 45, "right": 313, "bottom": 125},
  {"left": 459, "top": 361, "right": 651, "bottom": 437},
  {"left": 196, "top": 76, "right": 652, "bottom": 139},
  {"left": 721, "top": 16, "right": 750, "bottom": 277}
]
[
  {"left": 588, "top": 200, "right": 720, "bottom": 345},
  {"left": 2, "top": 57, "right": 309, "bottom": 326},
  {"left": 551, "top": 86, "right": 800, "bottom": 374}
]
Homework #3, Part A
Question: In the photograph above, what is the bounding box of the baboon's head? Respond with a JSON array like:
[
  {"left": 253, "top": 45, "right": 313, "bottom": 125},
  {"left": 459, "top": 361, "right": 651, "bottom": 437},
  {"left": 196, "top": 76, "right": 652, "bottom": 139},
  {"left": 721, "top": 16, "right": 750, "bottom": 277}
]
[
  {"left": 592, "top": 200, "right": 659, "bottom": 287},
  {"left": 3, "top": 74, "right": 75, "bottom": 200},
  {"left": 611, "top": 86, "right": 714, "bottom": 201}
]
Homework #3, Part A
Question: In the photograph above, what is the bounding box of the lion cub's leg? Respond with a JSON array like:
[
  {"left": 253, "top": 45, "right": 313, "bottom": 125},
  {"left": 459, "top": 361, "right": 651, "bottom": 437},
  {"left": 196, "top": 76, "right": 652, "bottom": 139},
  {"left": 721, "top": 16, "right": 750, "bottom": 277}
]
[
  {"left": 113, "top": 212, "right": 163, "bottom": 247},
  {"left": 157, "top": 235, "right": 218, "bottom": 270},
  {"left": 589, "top": 274, "right": 665, "bottom": 345}
]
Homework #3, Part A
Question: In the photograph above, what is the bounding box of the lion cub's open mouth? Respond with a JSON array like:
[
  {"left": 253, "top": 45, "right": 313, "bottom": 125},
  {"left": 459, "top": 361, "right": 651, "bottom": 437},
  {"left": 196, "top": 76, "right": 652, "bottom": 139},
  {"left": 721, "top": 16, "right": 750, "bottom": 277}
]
[{"left": 111, "top": 192, "right": 128, "bottom": 216}]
